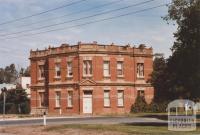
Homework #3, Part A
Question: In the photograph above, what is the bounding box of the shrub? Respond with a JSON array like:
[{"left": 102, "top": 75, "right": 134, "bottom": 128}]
[
  {"left": 131, "top": 96, "right": 149, "bottom": 113},
  {"left": 131, "top": 96, "right": 169, "bottom": 113}
]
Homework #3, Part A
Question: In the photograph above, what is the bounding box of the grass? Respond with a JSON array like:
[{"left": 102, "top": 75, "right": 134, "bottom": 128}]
[{"left": 44, "top": 124, "right": 200, "bottom": 135}]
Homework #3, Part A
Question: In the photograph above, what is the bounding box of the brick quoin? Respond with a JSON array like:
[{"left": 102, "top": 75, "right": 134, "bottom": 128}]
[{"left": 30, "top": 42, "right": 154, "bottom": 115}]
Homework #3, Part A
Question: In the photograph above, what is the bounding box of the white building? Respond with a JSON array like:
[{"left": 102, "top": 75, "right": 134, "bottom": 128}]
[
  {"left": 18, "top": 76, "right": 31, "bottom": 98},
  {"left": 0, "top": 83, "right": 16, "bottom": 94}
]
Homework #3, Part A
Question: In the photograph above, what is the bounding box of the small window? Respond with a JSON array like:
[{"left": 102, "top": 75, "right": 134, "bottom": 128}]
[
  {"left": 83, "top": 60, "right": 92, "bottom": 76},
  {"left": 137, "top": 63, "right": 144, "bottom": 78},
  {"left": 38, "top": 65, "right": 44, "bottom": 78},
  {"left": 67, "top": 62, "right": 73, "bottom": 77},
  {"left": 55, "top": 64, "right": 61, "bottom": 77},
  {"left": 67, "top": 91, "right": 73, "bottom": 107},
  {"left": 117, "top": 90, "right": 124, "bottom": 107},
  {"left": 55, "top": 91, "right": 61, "bottom": 107},
  {"left": 39, "top": 92, "right": 45, "bottom": 107},
  {"left": 138, "top": 90, "right": 145, "bottom": 97},
  {"left": 104, "top": 90, "right": 110, "bottom": 107},
  {"left": 103, "top": 61, "right": 110, "bottom": 77},
  {"left": 117, "top": 61, "right": 123, "bottom": 76}
]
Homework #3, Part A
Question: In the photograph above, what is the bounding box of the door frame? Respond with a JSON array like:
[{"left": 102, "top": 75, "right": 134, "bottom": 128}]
[{"left": 83, "top": 90, "right": 93, "bottom": 114}]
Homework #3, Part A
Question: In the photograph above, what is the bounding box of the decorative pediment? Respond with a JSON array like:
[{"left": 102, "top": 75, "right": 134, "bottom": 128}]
[{"left": 80, "top": 79, "right": 97, "bottom": 85}]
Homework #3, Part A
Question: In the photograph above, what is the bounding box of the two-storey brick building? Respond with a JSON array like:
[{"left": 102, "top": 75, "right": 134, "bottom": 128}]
[{"left": 30, "top": 42, "right": 154, "bottom": 115}]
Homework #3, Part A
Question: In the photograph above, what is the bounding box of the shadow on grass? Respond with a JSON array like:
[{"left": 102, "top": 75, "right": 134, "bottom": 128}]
[
  {"left": 123, "top": 122, "right": 200, "bottom": 127},
  {"left": 137, "top": 114, "right": 200, "bottom": 121},
  {"left": 124, "top": 122, "right": 167, "bottom": 126}
]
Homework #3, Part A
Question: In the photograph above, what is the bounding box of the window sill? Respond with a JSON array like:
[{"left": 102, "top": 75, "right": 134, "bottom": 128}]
[
  {"left": 82, "top": 75, "right": 93, "bottom": 78},
  {"left": 136, "top": 77, "right": 145, "bottom": 80},
  {"left": 104, "top": 75, "right": 111, "bottom": 79},
  {"left": 54, "top": 76, "right": 61, "bottom": 81},
  {"left": 117, "top": 75, "right": 124, "bottom": 78},
  {"left": 37, "top": 106, "right": 47, "bottom": 109},
  {"left": 54, "top": 76, "right": 61, "bottom": 79},
  {"left": 66, "top": 76, "right": 73, "bottom": 78},
  {"left": 66, "top": 106, "right": 73, "bottom": 109},
  {"left": 38, "top": 78, "right": 44, "bottom": 81},
  {"left": 54, "top": 107, "right": 61, "bottom": 109},
  {"left": 104, "top": 106, "right": 111, "bottom": 108}
]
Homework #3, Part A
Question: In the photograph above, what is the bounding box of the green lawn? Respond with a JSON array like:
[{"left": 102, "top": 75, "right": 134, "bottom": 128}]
[{"left": 44, "top": 124, "right": 200, "bottom": 135}]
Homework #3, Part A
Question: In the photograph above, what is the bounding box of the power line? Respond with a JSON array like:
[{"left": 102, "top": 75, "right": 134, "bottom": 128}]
[
  {"left": 0, "top": 0, "right": 124, "bottom": 32},
  {"left": 2, "top": 3, "right": 170, "bottom": 40},
  {"left": 0, "top": 0, "right": 88, "bottom": 26},
  {"left": 0, "top": 0, "right": 155, "bottom": 37}
]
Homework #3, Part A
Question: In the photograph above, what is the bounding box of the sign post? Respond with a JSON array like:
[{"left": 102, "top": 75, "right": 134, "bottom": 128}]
[{"left": 43, "top": 112, "right": 46, "bottom": 126}]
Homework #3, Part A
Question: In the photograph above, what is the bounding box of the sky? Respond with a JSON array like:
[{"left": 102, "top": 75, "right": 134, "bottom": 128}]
[{"left": 0, "top": 0, "right": 176, "bottom": 68}]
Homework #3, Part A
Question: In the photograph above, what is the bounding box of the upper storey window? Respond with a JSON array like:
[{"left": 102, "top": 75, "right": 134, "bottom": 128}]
[
  {"left": 137, "top": 63, "right": 144, "bottom": 78},
  {"left": 38, "top": 65, "right": 44, "bottom": 79},
  {"left": 117, "top": 61, "right": 124, "bottom": 76},
  {"left": 67, "top": 62, "right": 73, "bottom": 77},
  {"left": 55, "top": 64, "right": 61, "bottom": 78},
  {"left": 83, "top": 60, "right": 92, "bottom": 76},
  {"left": 103, "top": 61, "right": 110, "bottom": 77}
]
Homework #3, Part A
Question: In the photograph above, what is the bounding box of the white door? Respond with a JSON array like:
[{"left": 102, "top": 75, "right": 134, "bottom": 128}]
[{"left": 83, "top": 91, "right": 92, "bottom": 114}]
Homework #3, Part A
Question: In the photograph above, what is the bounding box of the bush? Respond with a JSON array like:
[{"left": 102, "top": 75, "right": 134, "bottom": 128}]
[
  {"left": 131, "top": 96, "right": 149, "bottom": 113},
  {"left": 20, "top": 101, "right": 30, "bottom": 114},
  {"left": 131, "top": 96, "right": 169, "bottom": 113},
  {"left": 147, "top": 101, "right": 168, "bottom": 113}
]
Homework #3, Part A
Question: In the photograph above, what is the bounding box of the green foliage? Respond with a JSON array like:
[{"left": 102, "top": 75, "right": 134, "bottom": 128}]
[
  {"left": 0, "top": 89, "right": 30, "bottom": 114},
  {"left": 150, "top": 57, "right": 172, "bottom": 102},
  {"left": 131, "top": 96, "right": 169, "bottom": 113},
  {"left": 147, "top": 101, "right": 168, "bottom": 113},
  {"left": 164, "top": 0, "right": 200, "bottom": 99},
  {"left": 131, "top": 96, "right": 148, "bottom": 113},
  {"left": 0, "top": 64, "right": 30, "bottom": 84},
  {"left": 0, "top": 64, "right": 17, "bottom": 83},
  {"left": 151, "top": 0, "right": 200, "bottom": 102},
  {"left": 19, "top": 67, "right": 30, "bottom": 77}
]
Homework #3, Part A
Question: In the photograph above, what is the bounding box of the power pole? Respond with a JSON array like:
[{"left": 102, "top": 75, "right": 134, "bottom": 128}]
[
  {"left": 3, "top": 91, "right": 6, "bottom": 119},
  {"left": 1, "top": 87, "right": 7, "bottom": 120}
]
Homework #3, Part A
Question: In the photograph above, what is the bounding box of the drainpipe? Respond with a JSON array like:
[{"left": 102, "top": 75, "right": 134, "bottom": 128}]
[{"left": 78, "top": 44, "right": 81, "bottom": 114}]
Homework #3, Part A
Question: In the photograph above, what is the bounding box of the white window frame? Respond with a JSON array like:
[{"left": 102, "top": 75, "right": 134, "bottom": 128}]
[
  {"left": 67, "top": 61, "right": 73, "bottom": 78},
  {"left": 117, "top": 61, "right": 124, "bottom": 77},
  {"left": 67, "top": 91, "right": 73, "bottom": 107},
  {"left": 55, "top": 64, "right": 61, "bottom": 78},
  {"left": 55, "top": 91, "right": 61, "bottom": 107},
  {"left": 38, "top": 65, "right": 44, "bottom": 79},
  {"left": 83, "top": 60, "right": 92, "bottom": 76},
  {"left": 117, "top": 90, "right": 124, "bottom": 107},
  {"left": 103, "top": 61, "right": 110, "bottom": 77},
  {"left": 137, "top": 63, "right": 144, "bottom": 78},
  {"left": 39, "top": 92, "right": 45, "bottom": 107},
  {"left": 104, "top": 90, "right": 110, "bottom": 107}
]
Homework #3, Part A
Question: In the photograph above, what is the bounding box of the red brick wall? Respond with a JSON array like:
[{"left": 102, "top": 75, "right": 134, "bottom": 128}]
[{"left": 30, "top": 44, "right": 154, "bottom": 115}]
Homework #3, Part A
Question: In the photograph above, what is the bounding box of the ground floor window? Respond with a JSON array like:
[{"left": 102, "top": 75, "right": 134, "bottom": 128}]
[
  {"left": 67, "top": 91, "right": 73, "bottom": 107},
  {"left": 55, "top": 91, "right": 61, "bottom": 107},
  {"left": 38, "top": 92, "right": 45, "bottom": 107},
  {"left": 104, "top": 90, "right": 110, "bottom": 107},
  {"left": 117, "top": 90, "right": 124, "bottom": 107}
]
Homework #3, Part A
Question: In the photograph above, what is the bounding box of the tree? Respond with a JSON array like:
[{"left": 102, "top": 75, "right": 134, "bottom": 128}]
[
  {"left": 164, "top": 0, "right": 200, "bottom": 99},
  {"left": 2, "top": 64, "right": 18, "bottom": 83},
  {"left": 0, "top": 88, "right": 30, "bottom": 114},
  {"left": 19, "top": 66, "right": 30, "bottom": 77},
  {"left": 150, "top": 57, "right": 171, "bottom": 102}
]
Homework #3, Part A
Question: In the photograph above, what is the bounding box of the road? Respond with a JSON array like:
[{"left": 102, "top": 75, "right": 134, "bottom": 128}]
[{"left": 0, "top": 116, "right": 167, "bottom": 126}]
